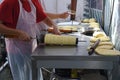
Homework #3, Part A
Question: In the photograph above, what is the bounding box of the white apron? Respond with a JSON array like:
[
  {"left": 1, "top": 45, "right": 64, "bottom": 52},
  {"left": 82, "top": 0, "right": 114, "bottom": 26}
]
[{"left": 5, "top": 0, "right": 42, "bottom": 80}]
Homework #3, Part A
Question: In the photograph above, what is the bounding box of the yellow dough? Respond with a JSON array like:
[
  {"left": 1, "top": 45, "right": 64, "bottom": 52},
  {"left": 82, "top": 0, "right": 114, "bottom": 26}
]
[
  {"left": 90, "top": 36, "right": 110, "bottom": 42},
  {"left": 98, "top": 42, "right": 113, "bottom": 46},
  {"left": 88, "top": 42, "right": 113, "bottom": 51},
  {"left": 93, "top": 31, "right": 106, "bottom": 38},
  {"left": 89, "top": 18, "right": 96, "bottom": 23},
  {"left": 44, "top": 34, "right": 77, "bottom": 45},
  {"left": 82, "top": 19, "right": 89, "bottom": 23},
  {"left": 89, "top": 22, "right": 99, "bottom": 28},
  {"left": 87, "top": 45, "right": 113, "bottom": 51},
  {"left": 58, "top": 26, "right": 78, "bottom": 32},
  {"left": 95, "top": 49, "right": 120, "bottom": 56},
  {"left": 82, "top": 18, "right": 96, "bottom": 23},
  {"left": 90, "top": 41, "right": 113, "bottom": 46},
  {"left": 96, "top": 45, "right": 114, "bottom": 49},
  {"left": 93, "top": 27, "right": 100, "bottom": 31},
  {"left": 88, "top": 42, "right": 114, "bottom": 52}
]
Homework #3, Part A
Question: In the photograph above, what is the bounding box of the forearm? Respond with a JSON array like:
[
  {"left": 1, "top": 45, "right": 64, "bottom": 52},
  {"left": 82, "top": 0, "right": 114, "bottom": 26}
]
[
  {"left": 43, "top": 17, "right": 60, "bottom": 35},
  {"left": 43, "top": 17, "right": 57, "bottom": 27},
  {"left": 0, "top": 23, "right": 20, "bottom": 36},
  {"left": 46, "top": 13, "right": 60, "bottom": 19},
  {"left": 0, "top": 22, "right": 31, "bottom": 41}
]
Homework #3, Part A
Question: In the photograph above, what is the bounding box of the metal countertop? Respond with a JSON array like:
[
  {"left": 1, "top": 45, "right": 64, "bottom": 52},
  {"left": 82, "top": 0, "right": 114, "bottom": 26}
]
[{"left": 32, "top": 32, "right": 119, "bottom": 62}]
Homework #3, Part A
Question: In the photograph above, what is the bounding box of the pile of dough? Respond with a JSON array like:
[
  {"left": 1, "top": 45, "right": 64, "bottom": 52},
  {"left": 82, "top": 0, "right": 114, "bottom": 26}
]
[
  {"left": 96, "top": 45, "right": 114, "bottom": 49},
  {"left": 58, "top": 26, "right": 78, "bottom": 32},
  {"left": 44, "top": 34, "right": 77, "bottom": 45},
  {"left": 93, "top": 31, "right": 106, "bottom": 38},
  {"left": 88, "top": 42, "right": 114, "bottom": 51},
  {"left": 89, "top": 22, "right": 99, "bottom": 28},
  {"left": 93, "top": 27, "right": 100, "bottom": 31},
  {"left": 90, "top": 31, "right": 112, "bottom": 48},
  {"left": 82, "top": 18, "right": 89, "bottom": 23},
  {"left": 47, "top": 26, "right": 78, "bottom": 33},
  {"left": 90, "top": 36, "right": 110, "bottom": 42},
  {"left": 90, "top": 41, "right": 113, "bottom": 46},
  {"left": 89, "top": 18, "right": 96, "bottom": 23},
  {"left": 95, "top": 48, "right": 120, "bottom": 56},
  {"left": 82, "top": 18, "right": 96, "bottom": 23},
  {"left": 87, "top": 45, "right": 113, "bottom": 51}
]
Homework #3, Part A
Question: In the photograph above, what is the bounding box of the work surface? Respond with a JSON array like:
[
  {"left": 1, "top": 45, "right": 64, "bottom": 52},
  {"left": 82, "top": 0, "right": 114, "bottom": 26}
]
[
  {"left": 32, "top": 33, "right": 118, "bottom": 62},
  {"left": 31, "top": 26, "right": 120, "bottom": 80}
]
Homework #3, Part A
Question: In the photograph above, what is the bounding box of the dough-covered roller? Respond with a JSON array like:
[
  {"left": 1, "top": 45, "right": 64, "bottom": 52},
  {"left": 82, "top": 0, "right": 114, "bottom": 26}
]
[{"left": 44, "top": 34, "right": 78, "bottom": 46}]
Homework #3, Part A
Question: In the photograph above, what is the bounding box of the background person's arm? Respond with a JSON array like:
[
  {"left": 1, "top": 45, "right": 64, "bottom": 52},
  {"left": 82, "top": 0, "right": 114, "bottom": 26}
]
[{"left": 46, "top": 12, "right": 69, "bottom": 19}]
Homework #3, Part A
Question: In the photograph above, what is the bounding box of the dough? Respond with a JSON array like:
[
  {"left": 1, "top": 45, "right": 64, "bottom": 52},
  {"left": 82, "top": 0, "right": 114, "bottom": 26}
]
[
  {"left": 89, "top": 18, "right": 96, "bottom": 23},
  {"left": 82, "top": 19, "right": 89, "bottom": 23},
  {"left": 90, "top": 36, "right": 110, "bottom": 42},
  {"left": 96, "top": 45, "right": 114, "bottom": 49},
  {"left": 47, "top": 26, "right": 78, "bottom": 33},
  {"left": 44, "top": 34, "right": 77, "bottom": 45},
  {"left": 90, "top": 41, "right": 113, "bottom": 46},
  {"left": 82, "top": 18, "right": 96, "bottom": 23},
  {"left": 95, "top": 48, "right": 120, "bottom": 56},
  {"left": 93, "top": 31, "right": 106, "bottom": 38},
  {"left": 58, "top": 26, "right": 78, "bottom": 32},
  {"left": 89, "top": 22, "right": 99, "bottom": 28}
]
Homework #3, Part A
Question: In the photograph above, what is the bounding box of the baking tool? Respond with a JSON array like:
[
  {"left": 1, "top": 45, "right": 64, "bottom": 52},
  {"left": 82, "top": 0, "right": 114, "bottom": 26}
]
[
  {"left": 44, "top": 34, "right": 77, "bottom": 46},
  {"left": 31, "top": 34, "right": 87, "bottom": 47},
  {"left": 76, "top": 38, "right": 86, "bottom": 44},
  {"left": 88, "top": 39, "right": 100, "bottom": 55},
  {"left": 69, "top": 10, "right": 76, "bottom": 13},
  {"left": 68, "top": 10, "right": 76, "bottom": 26},
  {"left": 68, "top": 11, "right": 76, "bottom": 15},
  {"left": 78, "top": 40, "right": 87, "bottom": 42},
  {"left": 71, "top": 20, "right": 73, "bottom": 26},
  {"left": 47, "top": 28, "right": 73, "bottom": 33}
]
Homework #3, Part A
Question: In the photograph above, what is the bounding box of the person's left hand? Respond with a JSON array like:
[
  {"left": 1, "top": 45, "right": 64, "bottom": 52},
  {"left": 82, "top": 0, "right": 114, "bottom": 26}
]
[
  {"left": 59, "top": 12, "right": 69, "bottom": 19},
  {"left": 53, "top": 26, "right": 61, "bottom": 35}
]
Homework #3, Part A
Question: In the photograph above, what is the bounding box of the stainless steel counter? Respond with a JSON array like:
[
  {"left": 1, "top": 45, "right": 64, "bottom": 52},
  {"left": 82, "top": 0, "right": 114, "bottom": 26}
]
[{"left": 31, "top": 32, "right": 120, "bottom": 80}]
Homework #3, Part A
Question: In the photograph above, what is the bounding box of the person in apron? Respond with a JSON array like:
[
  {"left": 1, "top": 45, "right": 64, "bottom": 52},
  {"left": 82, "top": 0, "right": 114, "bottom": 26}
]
[{"left": 0, "top": 0, "right": 63, "bottom": 80}]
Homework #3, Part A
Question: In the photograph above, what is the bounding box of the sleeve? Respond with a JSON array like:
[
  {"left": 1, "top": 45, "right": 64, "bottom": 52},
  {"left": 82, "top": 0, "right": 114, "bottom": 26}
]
[
  {"left": 35, "top": 0, "right": 47, "bottom": 23},
  {"left": 0, "top": 1, "right": 13, "bottom": 25}
]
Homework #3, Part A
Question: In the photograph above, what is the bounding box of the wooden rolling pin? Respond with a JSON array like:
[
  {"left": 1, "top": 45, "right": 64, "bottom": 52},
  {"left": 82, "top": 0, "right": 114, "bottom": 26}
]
[
  {"left": 88, "top": 39, "right": 100, "bottom": 55},
  {"left": 34, "top": 34, "right": 86, "bottom": 45},
  {"left": 47, "top": 28, "right": 72, "bottom": 33}
]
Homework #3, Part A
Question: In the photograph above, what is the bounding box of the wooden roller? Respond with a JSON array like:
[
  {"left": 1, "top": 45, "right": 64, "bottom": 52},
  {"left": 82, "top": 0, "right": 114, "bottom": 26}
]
[
  {"left": 88, "top": 39, "right": 100, "bottom": 55},
  {"left": 44, "top": 34, "right": 78, "bottom": 46},
  {"left": 47, "top": 28, "right": 72, "bottom": 33}
]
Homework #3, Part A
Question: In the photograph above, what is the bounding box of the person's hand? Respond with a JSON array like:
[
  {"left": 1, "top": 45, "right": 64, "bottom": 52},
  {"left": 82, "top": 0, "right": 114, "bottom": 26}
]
[
  {"left": 18, "top": 30, "right": 31, "bottom": 41},
  {"left": 53, "top": 26, "right": 61, "bottom": 35},
  {"left": 59, "top": 12, "right": 69, "bottom": 19}
]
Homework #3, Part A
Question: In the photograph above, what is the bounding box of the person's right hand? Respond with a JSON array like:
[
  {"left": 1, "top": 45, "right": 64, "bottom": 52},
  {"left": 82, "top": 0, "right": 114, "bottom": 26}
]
[
  {"left": 18, "top": 30, "right": 31, "bottom": 41},
  {"left": 59, "top": 12, "right": 69, "bottom": 19}
]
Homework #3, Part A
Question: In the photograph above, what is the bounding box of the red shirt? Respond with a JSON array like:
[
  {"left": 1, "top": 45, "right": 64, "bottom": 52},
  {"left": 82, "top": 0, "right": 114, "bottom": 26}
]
[{"left": 0, "top": 0, "right": 47, "bottom": 29}]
